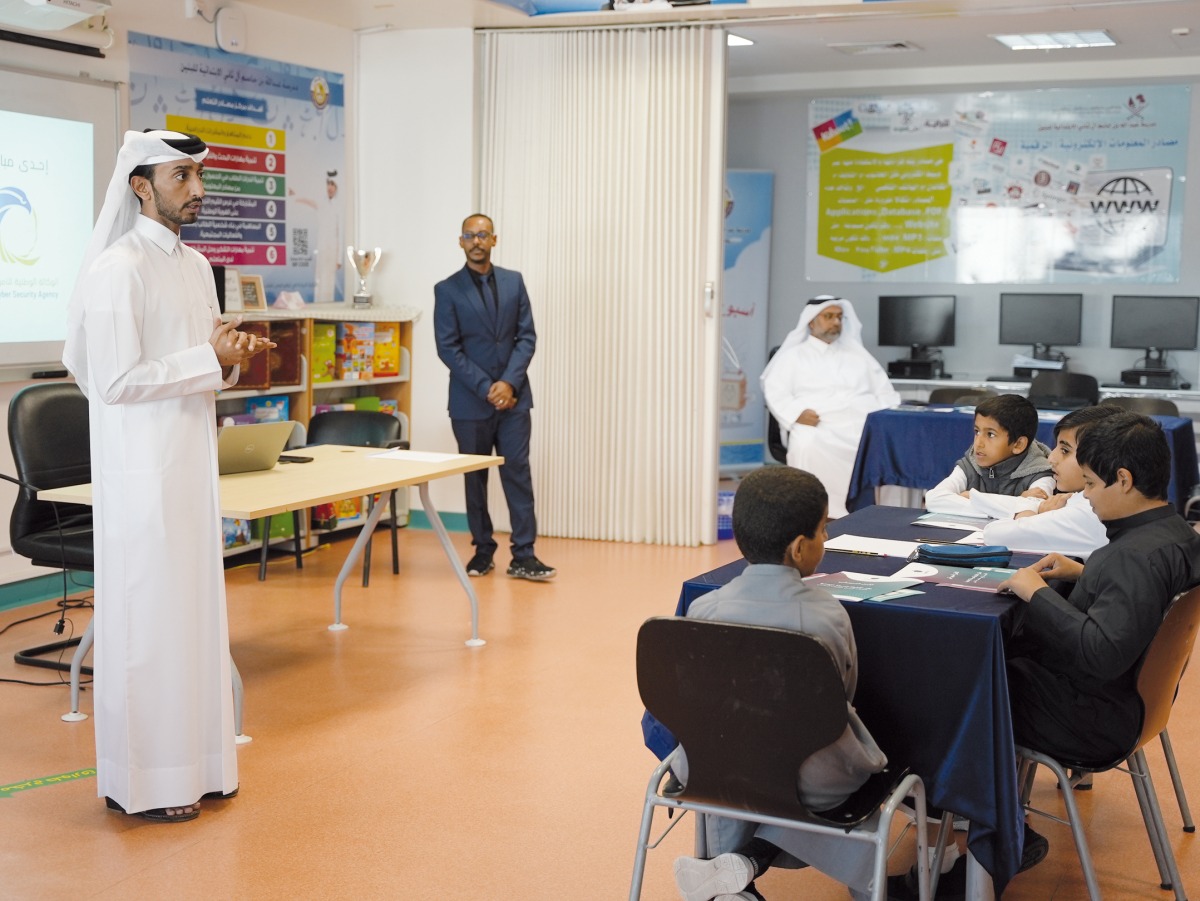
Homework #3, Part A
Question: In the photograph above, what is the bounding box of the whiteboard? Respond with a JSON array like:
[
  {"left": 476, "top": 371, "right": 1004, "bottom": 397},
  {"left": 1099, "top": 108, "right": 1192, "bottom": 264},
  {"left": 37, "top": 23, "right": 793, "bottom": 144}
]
[{"left": 0, "top": 65, "right": 119, "bottom": 369}]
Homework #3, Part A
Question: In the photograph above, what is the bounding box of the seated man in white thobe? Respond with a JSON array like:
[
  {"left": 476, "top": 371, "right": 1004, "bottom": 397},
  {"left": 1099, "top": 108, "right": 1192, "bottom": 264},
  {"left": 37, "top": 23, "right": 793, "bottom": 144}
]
[{"left": 761, "top": 296, "right": 900, "bottom": 518}]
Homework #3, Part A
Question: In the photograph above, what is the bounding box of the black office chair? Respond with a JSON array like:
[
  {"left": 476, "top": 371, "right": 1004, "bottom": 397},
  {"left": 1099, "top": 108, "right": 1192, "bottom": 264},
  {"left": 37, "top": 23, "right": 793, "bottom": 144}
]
[
  {"left": 306, "top": 410, "right": 407, "bottom": 586},
  {"left": 7, "top": 383, "right": 94, "bottom": 677},
  {"left": 765, "top": 346, "right": 787, "bottom": 463},
  {"left": 1027, "top": 371, "right": 1100, "bottom": 410},
  {"left": 927, "top": 387, "right": 996, "bottom": 405},
  {"left": 1100, "top": 395, "right": 1180, "bottom": 416},
  {"left": 630, "top": 617, "right": 931, "bottom": 901}
]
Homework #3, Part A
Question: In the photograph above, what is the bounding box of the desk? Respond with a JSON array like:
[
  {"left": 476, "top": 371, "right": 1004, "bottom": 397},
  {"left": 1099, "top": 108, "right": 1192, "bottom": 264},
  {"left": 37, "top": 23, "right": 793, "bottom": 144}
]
[
  {"left": 848, "top": 407, "right": 1198, "bottom": 514},
  {"left": 38, "top": 445, "right": 502, "bottom": 646},
  {"left": 676, "top": 505, "right": 1032, "bottom": 899}
]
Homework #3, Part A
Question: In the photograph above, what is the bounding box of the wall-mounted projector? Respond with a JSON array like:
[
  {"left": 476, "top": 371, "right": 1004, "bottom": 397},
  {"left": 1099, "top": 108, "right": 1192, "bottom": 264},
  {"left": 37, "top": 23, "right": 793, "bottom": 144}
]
[{"left": 0, "top": 0, "right": 111, "bottom": 31}]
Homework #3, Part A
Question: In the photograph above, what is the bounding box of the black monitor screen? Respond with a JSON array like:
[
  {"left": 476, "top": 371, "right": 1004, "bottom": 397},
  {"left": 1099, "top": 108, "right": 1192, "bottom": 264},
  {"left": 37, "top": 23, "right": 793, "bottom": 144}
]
[
  {"left": 1110, "top": 295, "right": 1200, "bottom": 351},
  {"left": 878, "top": 295, "right": 956, "bottom": 347},
  {"left": 998, "top": 293, "right": 1083, "bottom": 347}
]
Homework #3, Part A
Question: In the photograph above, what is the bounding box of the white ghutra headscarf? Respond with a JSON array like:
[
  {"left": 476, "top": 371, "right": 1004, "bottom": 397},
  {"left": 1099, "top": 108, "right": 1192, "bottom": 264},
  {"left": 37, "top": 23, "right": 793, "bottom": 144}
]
[
  {"left": 760, "top": 295, "right": 866, "bottom": 386},
  {"left": 64, "top": 129, "right": 209, "bottom": 381}
]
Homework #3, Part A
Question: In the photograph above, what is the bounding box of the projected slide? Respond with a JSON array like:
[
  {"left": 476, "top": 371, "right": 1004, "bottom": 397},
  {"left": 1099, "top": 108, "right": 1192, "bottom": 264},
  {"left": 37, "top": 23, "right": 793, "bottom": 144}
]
[{"left": 0, "top": 110, "right": 93, "bottom": 353}]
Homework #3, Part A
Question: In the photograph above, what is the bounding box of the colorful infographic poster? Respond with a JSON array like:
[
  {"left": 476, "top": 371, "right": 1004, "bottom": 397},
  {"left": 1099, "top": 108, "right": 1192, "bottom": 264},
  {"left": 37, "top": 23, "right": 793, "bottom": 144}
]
[
  {"left": 129, "top": 32, "right": 345, "bottom": 303},
  {"left": 720, "top": 170, "right": 773, "bottom": 469},
  {"left": 807, "top": 85, "right": 1190, "bottom": 284}
]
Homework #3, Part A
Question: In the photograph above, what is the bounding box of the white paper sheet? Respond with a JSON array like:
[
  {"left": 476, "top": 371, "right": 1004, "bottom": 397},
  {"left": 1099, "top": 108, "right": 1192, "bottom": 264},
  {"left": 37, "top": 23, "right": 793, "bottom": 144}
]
[
  {"left": 371, "top": 449, "right": 467, "bottom": 463},
  {"left": 824, "top": 534, "right": 920, "bottom": 558}
]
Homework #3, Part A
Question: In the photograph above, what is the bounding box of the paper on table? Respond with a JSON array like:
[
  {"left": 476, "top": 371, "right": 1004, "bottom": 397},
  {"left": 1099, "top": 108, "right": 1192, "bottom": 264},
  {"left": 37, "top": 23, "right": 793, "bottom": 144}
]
[
  {"left": 892, "top": 561, "right": 1017, "bottom": 593},
  {"left": 824, "top": 534, "right": 920, "bottom": 558},
  {"left": 371, "top": 449, "right": 467, "bottom": 463},
  {"left": 912, "top": 511, "right": 992, "bottom": 532}
]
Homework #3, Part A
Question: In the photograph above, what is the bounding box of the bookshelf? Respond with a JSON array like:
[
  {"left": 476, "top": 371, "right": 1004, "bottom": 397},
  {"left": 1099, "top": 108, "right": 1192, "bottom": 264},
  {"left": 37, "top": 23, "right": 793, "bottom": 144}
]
[{"left": 218, "top": 303, "right": 420, "bottom": 559}]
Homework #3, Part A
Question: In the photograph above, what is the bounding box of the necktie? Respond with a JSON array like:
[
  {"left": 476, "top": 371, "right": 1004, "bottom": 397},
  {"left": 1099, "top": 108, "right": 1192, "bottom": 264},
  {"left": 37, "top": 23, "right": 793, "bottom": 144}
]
[{"left": 480, "top": 276, "right": 497, "bottom": 316}]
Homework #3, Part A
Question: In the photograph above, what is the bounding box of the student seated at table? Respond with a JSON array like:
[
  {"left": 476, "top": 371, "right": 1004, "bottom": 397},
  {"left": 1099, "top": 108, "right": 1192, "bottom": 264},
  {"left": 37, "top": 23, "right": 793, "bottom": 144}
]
[
  {"left": 998, "top": 413, "right": 1200, "bottom": 869},
  {"left": 924, "top": 394, "right": 1054, "bottom": 516},
  {"left": 977, "top": 405, "right": 1120, "bottom": 560},
  {"left": 672, "top": 466, "right": 890, "bottom": 901}
]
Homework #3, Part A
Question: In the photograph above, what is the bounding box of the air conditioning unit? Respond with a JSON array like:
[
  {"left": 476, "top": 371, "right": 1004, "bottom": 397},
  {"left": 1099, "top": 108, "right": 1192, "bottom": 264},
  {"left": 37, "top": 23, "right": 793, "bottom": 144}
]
[{"left": 0, "top": 0, "right": 111, "bottom": 31}]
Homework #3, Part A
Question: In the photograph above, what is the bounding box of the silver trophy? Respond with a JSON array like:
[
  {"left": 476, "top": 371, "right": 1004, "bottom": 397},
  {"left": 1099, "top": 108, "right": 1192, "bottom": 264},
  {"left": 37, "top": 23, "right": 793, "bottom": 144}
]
[{"left": 346, "top": 246, "right": 382, "bottom": 308}]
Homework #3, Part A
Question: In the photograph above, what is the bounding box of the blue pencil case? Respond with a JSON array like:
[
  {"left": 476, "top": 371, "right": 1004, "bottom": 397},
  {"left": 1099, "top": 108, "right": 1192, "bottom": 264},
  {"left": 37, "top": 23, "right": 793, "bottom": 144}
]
[{"left": 911, "top": 544, "right": 1012, "bottom": 568}]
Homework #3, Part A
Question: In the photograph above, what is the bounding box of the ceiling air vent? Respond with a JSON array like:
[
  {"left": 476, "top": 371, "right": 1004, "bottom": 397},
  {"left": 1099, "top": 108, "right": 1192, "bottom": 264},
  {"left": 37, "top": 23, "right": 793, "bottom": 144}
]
[{"left": 828, "top": 41, "right": 923, "bottom": 56}]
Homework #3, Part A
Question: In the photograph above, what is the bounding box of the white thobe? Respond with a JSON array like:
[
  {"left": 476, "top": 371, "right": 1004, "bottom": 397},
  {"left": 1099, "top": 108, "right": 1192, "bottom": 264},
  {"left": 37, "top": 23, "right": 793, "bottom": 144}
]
[
  {"left": 763, "top": 339, "right": 900, "bottom": 517},
  {"left": 981, "top": 492, "right": 1108, "bottom": 560},
  {"left": 67, "top": 215, "right": 239, "bottom": 813}
]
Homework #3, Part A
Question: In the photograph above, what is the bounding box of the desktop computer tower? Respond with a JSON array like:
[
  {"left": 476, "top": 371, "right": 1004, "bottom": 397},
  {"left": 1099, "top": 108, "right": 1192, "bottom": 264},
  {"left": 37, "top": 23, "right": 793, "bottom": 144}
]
[
  {"left": 887, "top": 359, "right": 944, "bottom": 379},
  {"left": 1120, "top": 368, "right": 1177, "bottom": 389}
]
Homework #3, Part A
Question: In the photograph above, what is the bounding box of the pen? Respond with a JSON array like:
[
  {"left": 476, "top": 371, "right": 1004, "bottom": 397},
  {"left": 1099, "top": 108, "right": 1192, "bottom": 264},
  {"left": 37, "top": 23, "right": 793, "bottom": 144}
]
[{"left": 826, "top": 548, "right": 885, "bottom": 557}]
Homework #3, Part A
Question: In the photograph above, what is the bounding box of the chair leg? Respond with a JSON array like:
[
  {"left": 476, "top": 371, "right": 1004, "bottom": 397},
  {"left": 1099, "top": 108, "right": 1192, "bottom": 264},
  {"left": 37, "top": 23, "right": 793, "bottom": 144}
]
[
  {"left": 1160, "top": 729, "right": 1195, "bottom": 832},
  {"left": 1129, "top": 750, "right": 1186, "bottom": 900},
  {"left": 1129, "top": 750, "right": 1173, "bottom": 889},
  {"left": 629, "top": 759, "right": 672, "bottom": 901},
  {"left": 389, "top": 489, "right": 400, "bottom": 575},
  {"left": 230, "top": 655, "right": 250, "bottom": 744},
  {"left": 1047, "top": 759, "right": 1103, "bottom": 901},
  {"left": 926, "top": 809, "right": 954, "bottom": 900}
]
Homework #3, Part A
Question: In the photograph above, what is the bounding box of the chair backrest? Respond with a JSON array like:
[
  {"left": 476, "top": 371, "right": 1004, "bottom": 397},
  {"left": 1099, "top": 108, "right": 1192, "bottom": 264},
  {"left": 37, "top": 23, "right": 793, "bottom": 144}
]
[
  {"left": 928, "top": 387, "right": 996, "bottom": 405},
  {"left": 7, "top": 383, "right": 94, "bottom": 568},
  {"left": 1028, "top": 371, "right": 1100, "bottom": 409},
  {"left": 636, "top": 616, "right": 847, "bottom": 819},
  {"left": 306, "top": 410, "right": 401, "bottom": 448},
  {"left": 1136, "top": 585, "right": 1200, "bottom": 746},
  {"left": 1100, "top": 396, "right": 1180, "bottom": 417}
]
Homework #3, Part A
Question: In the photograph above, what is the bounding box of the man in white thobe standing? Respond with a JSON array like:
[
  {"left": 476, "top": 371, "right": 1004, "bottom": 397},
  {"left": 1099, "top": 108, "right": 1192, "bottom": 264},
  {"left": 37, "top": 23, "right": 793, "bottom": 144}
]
[
  {"left": 761, "top": 296, "right": 900, "bottom": 518},
  {"left": 64, "top": 130, "right": 274, "bottom": 822}
]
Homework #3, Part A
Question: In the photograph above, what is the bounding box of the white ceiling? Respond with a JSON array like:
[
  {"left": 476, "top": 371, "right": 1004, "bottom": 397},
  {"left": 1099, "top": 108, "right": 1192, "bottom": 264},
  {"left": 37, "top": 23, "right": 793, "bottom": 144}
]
[{"left": 234, "top": 0, "right": 1200, "bottom": 79}]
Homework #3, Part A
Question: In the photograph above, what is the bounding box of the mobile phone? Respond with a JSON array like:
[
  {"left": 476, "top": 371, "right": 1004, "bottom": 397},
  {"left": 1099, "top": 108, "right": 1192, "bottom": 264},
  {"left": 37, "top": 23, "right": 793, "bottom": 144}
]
[{"left": 278, "top": 454, "right": 314, "bottom": 464}]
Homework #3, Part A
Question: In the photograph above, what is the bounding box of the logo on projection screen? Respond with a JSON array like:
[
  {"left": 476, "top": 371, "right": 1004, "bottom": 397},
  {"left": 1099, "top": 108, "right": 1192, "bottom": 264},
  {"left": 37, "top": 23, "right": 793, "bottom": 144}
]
[
  {"left": 0, "top": 186, "right": 40, "bottom": 265},
  {"left": 1055, "top": 167, "right": 1173, "bottom": 274}
]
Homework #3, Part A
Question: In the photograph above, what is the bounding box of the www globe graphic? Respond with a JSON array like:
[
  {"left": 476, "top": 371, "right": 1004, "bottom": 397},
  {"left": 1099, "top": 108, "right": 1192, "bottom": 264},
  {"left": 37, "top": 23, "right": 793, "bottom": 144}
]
[{"left": 1093, "top": 176, "right": 1154, "bottom": 237}]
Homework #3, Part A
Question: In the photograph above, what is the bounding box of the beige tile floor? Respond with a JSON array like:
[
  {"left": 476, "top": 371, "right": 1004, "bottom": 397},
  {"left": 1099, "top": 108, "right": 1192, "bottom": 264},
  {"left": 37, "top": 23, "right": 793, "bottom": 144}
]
[{"left": 1, "top": 526, "right": 1196, "bottom": 900}]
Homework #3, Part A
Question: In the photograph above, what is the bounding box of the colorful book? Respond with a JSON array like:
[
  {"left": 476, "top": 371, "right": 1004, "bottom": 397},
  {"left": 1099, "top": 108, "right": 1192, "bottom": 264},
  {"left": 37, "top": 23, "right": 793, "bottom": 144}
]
[
  {"left": 246, "top": 395, "right": 289, "bottom": 422},
  {"left": 336, "top": 321, "right": 375, "bottom": 380},
  {"left": 804, "top": 571, "right": 923, "bottom": 602},
  {"left": 891, "top": 561, "right": 1017, "bottom": 594},
  {"left": 373, "top": 321, "right": 401, "bottom": 377},
  {"left": 311, "top": 321, "right": 338, "bottom": 383}
]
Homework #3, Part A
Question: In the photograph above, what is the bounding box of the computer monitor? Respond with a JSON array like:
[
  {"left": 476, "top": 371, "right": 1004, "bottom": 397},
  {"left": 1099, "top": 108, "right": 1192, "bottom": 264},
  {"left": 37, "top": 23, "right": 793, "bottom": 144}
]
[
  {"left": 998, "top": 292, "right": 1083, "bottom": 360},
  {"left": 1110, "top": 295, "right": 1200, "bottom": 366},
  {"left": 878, "top": 295, "right": 956, "bottom": 361}
]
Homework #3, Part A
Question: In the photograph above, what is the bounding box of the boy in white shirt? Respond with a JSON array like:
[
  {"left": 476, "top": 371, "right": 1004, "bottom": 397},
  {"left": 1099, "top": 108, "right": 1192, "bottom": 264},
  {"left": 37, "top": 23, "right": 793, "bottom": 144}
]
[
  {"left": 925, "top": 394, "right": 1055, "bottom": 515},
  {"left": 980, "top": 405, "right": 1120, "bottom": 559}
]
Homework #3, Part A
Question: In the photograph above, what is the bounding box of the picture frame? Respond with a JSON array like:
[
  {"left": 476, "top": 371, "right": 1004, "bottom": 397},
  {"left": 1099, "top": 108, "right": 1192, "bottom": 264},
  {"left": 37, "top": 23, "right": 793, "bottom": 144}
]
[{"left": 240, "top": 274, "right": 266, "bottom": 312}]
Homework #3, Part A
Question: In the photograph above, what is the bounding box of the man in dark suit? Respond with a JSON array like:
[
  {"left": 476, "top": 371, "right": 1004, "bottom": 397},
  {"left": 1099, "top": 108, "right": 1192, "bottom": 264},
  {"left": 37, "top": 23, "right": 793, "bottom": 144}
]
[{"left": 433, "top": 214, "right": 556, "bottom": 581}]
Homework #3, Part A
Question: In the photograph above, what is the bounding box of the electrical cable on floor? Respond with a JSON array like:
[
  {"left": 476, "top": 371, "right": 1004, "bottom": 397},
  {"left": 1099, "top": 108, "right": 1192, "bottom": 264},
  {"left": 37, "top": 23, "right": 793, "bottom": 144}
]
[{"left": 1, "top": 605, "right": 93, "bottom": 686}]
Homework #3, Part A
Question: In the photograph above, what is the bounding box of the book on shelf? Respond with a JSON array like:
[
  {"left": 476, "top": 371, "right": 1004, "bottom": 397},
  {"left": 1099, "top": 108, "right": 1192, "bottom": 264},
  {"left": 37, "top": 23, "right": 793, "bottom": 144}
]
[
  {"left": 336, "top": 321, "right": 375, "bottom": 380},
  {"left": 311, "top": 321, "right": 338, "bottom": 383},
  {"left": 268, "top": 319, "right": 302, "bottom": 386},
  {"left": 246, "top": 395, "right": 290, "bottom": 422},
  {"left": 235, "top": 321, "right": 272, "bottom": 389},
  {"left": 222, "top": 518, "right": 252, "bottom": 550},
  {"left": 373, "top": 321, "right": 402, "bottom": 376}
]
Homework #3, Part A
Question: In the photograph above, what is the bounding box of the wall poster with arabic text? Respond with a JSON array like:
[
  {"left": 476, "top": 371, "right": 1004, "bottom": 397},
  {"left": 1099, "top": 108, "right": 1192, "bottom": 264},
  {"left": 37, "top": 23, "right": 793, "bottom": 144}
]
[
  {"left": 807, "top": 85, "right": 1190, "bottom": 284},
  {"left": 129, "top": 32, "right": 346, "bottom": 304}
]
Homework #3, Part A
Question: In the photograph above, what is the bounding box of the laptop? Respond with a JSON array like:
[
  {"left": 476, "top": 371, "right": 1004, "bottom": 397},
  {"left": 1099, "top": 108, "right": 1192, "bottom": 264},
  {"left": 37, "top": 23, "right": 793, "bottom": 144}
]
[{"left": 217, "top": 420, "right": 296, "bottom": 475}]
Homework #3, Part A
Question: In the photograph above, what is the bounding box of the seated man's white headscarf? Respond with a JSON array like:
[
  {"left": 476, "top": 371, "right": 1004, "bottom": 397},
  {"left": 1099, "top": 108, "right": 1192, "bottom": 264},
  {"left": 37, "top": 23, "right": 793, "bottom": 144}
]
[{"left": 64, "top": 129, "right": 209, "bottom": 381}]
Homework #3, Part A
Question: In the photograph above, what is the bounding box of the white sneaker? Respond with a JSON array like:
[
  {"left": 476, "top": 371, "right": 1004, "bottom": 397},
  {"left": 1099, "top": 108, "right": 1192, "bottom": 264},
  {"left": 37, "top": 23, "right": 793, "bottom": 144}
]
[
  {"left": 673, "top": 853, "right": 753, "bottom": 901},
  {"left": 713, "top": 894, "right": 759, "bottom": 901},
  {"left": 928, "top": 840, "right": 962, "bottom": 874}
]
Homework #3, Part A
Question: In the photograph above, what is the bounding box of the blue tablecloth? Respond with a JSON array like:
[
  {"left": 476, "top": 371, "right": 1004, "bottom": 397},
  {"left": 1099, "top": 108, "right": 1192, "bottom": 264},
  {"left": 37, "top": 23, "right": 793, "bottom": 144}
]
[
  {"left": 665, "top": 505, "right": 1032, "bottom": 896},
  {"left": 847, "top": 407, "right": 1198, "bottom": 514}
]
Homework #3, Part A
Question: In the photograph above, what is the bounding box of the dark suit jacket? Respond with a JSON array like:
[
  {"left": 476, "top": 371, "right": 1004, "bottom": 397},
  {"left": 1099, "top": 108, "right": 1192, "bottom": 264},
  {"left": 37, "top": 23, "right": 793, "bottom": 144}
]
[{"left": 433, "top": 264, "right": 537, "bottom": 420}]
